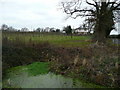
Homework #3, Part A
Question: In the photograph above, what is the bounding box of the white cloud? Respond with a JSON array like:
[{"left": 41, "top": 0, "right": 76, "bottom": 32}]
[{"left": 0, "top": 0, "right": 96, "bottom": 31}]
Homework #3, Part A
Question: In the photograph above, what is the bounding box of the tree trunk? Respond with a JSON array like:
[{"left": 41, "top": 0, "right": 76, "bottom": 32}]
[
  {"left": 93, "top": 3, "right": 114, "bottom": 43},
  {"left": 93, "top": 26, "right": 107, "bottom": 43}
]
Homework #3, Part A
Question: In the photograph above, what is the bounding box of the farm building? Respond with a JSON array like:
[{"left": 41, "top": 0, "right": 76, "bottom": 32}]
[{"left": 74, "top": 29, "right": 89, "bottom": 35}]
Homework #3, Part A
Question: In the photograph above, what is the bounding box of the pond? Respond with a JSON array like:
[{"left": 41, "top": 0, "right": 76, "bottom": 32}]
[
  {"left": 3, "top": 62, "right": 104, "bottom": 88},
  {"left": 3, "top": 72, "right": 81, "bottom": 88}
]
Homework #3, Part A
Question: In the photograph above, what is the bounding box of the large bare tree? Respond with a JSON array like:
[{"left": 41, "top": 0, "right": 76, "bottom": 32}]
[{"left": 60, "top": 0, "right": 120, "bottom": 42}]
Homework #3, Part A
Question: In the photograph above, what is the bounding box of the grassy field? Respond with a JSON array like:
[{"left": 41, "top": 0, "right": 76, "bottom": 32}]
[{"left": 3, "top": 32, "right": 92, "bottom": 47}]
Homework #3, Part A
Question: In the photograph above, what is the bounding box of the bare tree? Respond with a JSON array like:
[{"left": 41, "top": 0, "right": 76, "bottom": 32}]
[{"left": 60, "top": 0, "right": 120, "bottom": 42}]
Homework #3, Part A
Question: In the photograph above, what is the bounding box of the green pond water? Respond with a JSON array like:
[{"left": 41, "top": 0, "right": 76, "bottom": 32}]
[{"left": 3, "top": 62, "right": 104, "bottom": 88}]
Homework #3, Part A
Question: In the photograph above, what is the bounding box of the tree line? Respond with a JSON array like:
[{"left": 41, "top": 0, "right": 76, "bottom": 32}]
[{"left": 0, "top": 24, "right": 61, "bottom": 33}]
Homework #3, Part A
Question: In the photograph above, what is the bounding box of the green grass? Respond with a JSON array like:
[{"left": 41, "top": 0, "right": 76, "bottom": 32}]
[
  {"left": 3, "top": 32, "right": 92, "bottom": 47},
  {"left": 6, "top": 62, "right": 49, "bottom": 76},
  {"left": 27, "top": 62, "right": 49, "bottom": 76}
]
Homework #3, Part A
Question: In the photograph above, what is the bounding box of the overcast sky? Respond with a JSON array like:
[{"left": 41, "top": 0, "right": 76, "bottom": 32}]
[
  {"left": 0, "top": 0, "right": 84, "bottom": 30},
  {"left": 0, "top": 0, "right": 119, "bottom": 34}
]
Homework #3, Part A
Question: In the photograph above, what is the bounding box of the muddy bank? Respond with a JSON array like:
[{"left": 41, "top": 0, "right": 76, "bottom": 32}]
[{"left": 2, "top": 41, "right": 120, "bottom": 88}]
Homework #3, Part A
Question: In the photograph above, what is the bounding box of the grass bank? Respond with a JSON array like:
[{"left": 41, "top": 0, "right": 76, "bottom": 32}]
[
  {"left": 5, "top": 62, "right": 49, "bottom": 76},
  {"left": 3, "top": 62, "right": 106, "bottom": 88}
]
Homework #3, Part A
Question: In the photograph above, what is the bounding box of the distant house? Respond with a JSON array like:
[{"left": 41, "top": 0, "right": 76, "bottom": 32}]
[
  {"left": 77, "top": 30, "right": 88, "bottom": 35},
  {"left": 61, "top": 30, "right": 66, "bottom": 34},
  {"left": 109, "top": 29, "right": 120, "bottom": 44},
  {"left": 74, "top": 28, "right": 89, "bottom": 35}
]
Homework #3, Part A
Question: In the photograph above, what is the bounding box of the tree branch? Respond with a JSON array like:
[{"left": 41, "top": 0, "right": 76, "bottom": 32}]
[
  {"left": 71, "top": 14, "right": 94, "bottom": 19},
  {"left": 113, "top": 3, "right": 120, "bottom": 10},
  {"left": 110, "top": 1, "right": 120, "bottom": 10},
  {"left": 86, "top": 0, "right": 97, "bottom": 7}
]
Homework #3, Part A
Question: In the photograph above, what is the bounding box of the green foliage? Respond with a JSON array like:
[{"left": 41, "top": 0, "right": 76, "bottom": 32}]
[
  {"left": 63, "top": 25, "right": 72, "bottom": 35},
  {"left": 56, "top": 29, "right": 60, "bottom": 32}
]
